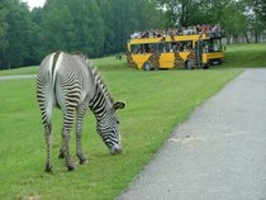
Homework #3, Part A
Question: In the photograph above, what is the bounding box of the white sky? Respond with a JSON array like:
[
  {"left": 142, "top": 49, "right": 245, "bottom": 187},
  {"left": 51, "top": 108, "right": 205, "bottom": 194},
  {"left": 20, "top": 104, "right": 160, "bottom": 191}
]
[{"left": 23, "top": 0, "right": 46, "bottom": 10}]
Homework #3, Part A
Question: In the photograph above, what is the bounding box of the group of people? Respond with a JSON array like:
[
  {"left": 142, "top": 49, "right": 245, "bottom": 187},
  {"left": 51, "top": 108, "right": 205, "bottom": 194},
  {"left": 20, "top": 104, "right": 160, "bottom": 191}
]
[{"left": 130, "top": 24, "right": 224, "bottom": 39}]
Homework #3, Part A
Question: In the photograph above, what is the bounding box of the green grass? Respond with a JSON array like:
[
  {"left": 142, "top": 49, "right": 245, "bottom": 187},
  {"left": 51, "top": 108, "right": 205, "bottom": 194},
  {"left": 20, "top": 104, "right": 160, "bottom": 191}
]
[
  {"left": 0, "top": 43, "right": 265, "bottom": 199},
  {"left": 0, "top": 65, "right": 241, "bottom": 200},
  {"left": 0, "top": 65, "right": 39, "bottom": 76},
  {"left": 0, "top": 56, "right": 124, "bottom": 76},
  {"left": 222, "top": 43, "right": 266, "bottom": 68}
]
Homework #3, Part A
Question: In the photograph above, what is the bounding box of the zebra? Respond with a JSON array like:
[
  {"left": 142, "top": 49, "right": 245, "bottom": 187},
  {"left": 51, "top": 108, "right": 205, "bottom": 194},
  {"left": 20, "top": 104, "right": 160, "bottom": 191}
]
[{"left": 36, "top": 51, "right": 126, "bottom": 172}]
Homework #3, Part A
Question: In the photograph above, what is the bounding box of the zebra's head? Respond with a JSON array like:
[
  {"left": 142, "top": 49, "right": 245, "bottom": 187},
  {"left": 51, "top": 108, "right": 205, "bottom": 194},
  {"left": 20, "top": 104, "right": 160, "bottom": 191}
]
[{"left": 96, "top": 100, "right": 126, "bottom": 154}]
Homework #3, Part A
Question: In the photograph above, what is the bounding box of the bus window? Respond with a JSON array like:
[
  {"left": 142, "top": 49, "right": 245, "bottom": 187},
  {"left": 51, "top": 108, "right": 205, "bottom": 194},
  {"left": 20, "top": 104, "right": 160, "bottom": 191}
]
[
  {"left": 177, "top": 41, "right": 192, "bottom": 52},
  {"left": 149, "top": 43, "right": 158, "bottom": 53},
  {"left": 130, "top": 44, "right": 140, "bottom": 54},
  {"left": 203, "top": 38, "right": 222, "bottom": 52},
  {"left": 130, "top": 43, "right": 159, "bottom": 54}
]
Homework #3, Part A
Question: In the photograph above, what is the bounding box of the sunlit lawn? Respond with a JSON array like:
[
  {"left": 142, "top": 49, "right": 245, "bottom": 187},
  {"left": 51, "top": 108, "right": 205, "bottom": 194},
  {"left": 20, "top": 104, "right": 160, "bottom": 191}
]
[
  {"left": 1, "top": 43, "right": 265, "bottom": 199},
  {"left": 222, "top": 43, "right": 266, "bottom": 68},
  {"left": 0, "top": 62, "right": 242, "bottom": 199},
  {"left": 0, "top": 56, "right": 123, "bottom": 76}
]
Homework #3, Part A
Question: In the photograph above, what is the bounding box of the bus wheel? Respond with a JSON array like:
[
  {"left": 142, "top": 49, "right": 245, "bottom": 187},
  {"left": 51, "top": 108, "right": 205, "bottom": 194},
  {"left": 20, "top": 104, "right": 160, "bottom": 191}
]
[
  {"left": 203, "top": 65, "right": 210, "bottom": 70},
  {"left": 143, "top": 61, "right": 153, "bottom": 71},
  {"left": 185, "top": 59, "right": 194, "bottom": 70}
]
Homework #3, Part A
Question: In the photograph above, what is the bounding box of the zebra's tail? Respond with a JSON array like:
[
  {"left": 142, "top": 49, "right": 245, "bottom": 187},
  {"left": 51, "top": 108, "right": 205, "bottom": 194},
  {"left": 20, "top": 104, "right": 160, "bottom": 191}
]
[{"left": 36, "top": 52, "right": 61, "bottom": 125}]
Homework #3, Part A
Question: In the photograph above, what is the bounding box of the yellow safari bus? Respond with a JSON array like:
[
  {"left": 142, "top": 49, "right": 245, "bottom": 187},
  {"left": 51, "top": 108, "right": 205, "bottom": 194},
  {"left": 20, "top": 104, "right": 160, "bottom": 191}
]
[{"left": 127, "top": 31, "right": 224, "bottom": 70}]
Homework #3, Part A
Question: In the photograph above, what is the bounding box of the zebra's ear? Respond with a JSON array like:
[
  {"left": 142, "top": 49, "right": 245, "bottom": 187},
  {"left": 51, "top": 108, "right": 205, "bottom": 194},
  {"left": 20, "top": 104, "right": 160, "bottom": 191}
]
[{"left": 113, "top": 101, "right": 126, "bottom": 111}]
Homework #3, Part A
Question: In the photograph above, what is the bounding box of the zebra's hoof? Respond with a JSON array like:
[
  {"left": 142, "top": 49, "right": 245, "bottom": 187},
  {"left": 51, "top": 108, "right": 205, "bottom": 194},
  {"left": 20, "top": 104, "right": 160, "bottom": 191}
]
[
  {"left": 79, "top": 158, "right": 87, "bottom": 165},
  {"left": 45, "top": 164, "right": 53, "bottom": 173},
  {"left": 67, "top": 165, "right": 75, "bottom": 171},
  {"left": 77, "top": 154, "right": 87, "bottom": 165},
  {"left": 58, "top": 152, "right": 65, "bottom": 159}
]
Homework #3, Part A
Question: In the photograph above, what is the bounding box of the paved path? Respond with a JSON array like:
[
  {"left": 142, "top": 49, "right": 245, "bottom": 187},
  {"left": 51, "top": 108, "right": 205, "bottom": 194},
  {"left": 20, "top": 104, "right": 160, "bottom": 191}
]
[
  {"left": 117, "top": 69, "right": 266, "bottom": 200},
  {"left": 0, "top": 75, "right": 35, "bottom": 81}
]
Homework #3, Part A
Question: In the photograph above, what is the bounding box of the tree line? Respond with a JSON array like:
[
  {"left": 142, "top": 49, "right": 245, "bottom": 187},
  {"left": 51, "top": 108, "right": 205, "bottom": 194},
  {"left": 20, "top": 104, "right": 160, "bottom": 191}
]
[{"left": 0, "top": 0, "right": 265, "bottom": 69}]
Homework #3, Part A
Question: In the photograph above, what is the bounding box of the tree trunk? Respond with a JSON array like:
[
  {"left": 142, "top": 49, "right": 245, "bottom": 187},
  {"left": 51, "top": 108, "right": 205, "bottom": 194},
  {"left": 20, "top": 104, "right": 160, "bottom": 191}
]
[
  {"left": 244, "top": 32, "right": 250, "bottom": 43},
  {"left": 233, "top": 35, "right": 238, "bottom": 44},
  {"left": 255, "top": 33, "right": 259, "bottom": 43}
]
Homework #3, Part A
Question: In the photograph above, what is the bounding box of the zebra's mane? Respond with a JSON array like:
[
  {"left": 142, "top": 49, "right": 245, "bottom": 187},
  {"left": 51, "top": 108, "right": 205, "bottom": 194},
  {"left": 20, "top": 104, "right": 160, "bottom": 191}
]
[
  {"left": 73, "top": 52, "right": 115, "bottom": 105},
  {"left": 89, "top": 61, "right": 115, "bottom": 105}
]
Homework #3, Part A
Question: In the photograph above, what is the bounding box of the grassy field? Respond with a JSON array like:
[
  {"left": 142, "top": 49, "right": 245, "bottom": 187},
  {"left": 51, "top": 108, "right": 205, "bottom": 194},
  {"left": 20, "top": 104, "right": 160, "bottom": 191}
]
[
  {"left": 0, "top": 56, "right": 123, "bottom": 76},
  {"left": 222, "top": 43, "right": 266, "bottom": 68},
  {"left": 0, "top": 43, "right": 265, "bottom": 199}
]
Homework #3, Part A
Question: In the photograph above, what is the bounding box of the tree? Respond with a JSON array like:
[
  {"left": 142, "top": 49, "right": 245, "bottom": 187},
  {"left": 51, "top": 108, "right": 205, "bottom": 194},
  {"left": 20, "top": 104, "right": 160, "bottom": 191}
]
[
  {"left": 249, "top": 0, "right": 266, "bottom": 23},
  {"left": 29, "top": 7, "right": 45, "bottom": 63},
  {"left": 106, "top": 0, "right": 163, "bottom": 53},
  {"left": 0, "top": 0, "right": 10, "bottom": 69},
  {"left": 0, "top": 0, "right": 33, "bottom": 69},
  {"left": 40, "top": 0, "right": 104, "bottom": 57},
  {"left": 135, "top": 0, "right": 167, "bottom": 29},
  {"left": 219, "top": 1, "right": 248, "bottom": 35},
  {"left": 1, "top": 0, "right": 263, "bottom": 70},
  {"left": 244, "top": 0, "right": 266, "bottom": 42},
  {"left": 155, "top": 0, "right": 208, "bottom": 27},
  {"left": 96, "top": 0, "right": 116, "bottom": 56}
]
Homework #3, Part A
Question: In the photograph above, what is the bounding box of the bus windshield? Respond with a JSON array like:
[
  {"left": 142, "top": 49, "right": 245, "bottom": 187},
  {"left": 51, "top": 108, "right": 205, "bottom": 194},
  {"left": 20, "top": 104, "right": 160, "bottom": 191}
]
[{"left": 203, "top": 38, "right": 222, "bottom": 53}]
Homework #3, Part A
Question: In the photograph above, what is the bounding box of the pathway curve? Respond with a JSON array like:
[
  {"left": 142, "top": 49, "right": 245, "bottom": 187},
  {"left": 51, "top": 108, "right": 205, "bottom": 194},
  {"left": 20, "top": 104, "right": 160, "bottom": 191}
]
[{"left": 117, "top": 69, "right": 266, "bottom": 200}]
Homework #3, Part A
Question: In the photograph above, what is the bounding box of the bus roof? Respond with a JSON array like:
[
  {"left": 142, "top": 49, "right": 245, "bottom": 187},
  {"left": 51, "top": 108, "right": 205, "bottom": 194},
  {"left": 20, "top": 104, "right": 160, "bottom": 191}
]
[{"left": 128, "top": 33, "right": 221, "bottom": 45}]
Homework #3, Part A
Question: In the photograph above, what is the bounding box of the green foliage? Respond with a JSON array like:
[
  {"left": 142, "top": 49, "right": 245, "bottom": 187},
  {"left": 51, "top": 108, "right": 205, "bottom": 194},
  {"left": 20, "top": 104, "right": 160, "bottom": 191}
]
[
  {"left": 243, "top": 0, "right": 266, "bottom": 42},
  {"left": 246, "top": 0, "right": 266, "bottom": 23},
  {"left": 41, "top": 1, "right": 74, "bottom": 53},
  {"left": 155, "top": 0, "right": 249, "bottom": 32},
  {"left": 217, "top": 1, "right": 248, "bottom": 37},
  {"left": 0, "top": 0, "right": 9, "bottom": 62},
  {"left": 38, "top": 0, "right": 163, "bottom": 57},
  {"left": 0, "top": 0, "right": 265, "bottom": 70},
  {"left": 0, "top": 0, "right": 32, "bottom": 69},
  {"left": 5, "top": 2, "right": 32, "bottom": 67},
  {"left": 0, "top": 0, "right": 162, "bottom": 69}
]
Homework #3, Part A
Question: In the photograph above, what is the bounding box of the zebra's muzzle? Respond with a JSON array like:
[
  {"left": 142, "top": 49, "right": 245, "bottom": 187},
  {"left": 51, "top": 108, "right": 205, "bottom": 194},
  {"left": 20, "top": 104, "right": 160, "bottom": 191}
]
[{"left": 110, "top": 146, "right": 122, "bottom": 154}]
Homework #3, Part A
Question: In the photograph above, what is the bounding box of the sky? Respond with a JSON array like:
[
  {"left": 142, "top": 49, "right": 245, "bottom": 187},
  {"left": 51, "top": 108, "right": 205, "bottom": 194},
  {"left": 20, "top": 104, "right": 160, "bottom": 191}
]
[{"left": 23, "top": 0, "right": 46, "bottom": 10}]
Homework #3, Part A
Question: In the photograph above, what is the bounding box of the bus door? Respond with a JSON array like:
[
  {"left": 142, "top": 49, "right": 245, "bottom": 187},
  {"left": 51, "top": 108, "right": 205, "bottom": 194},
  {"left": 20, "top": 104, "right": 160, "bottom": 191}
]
[{"left": 195, "top": 40, "right": 203, "bottom": 67}]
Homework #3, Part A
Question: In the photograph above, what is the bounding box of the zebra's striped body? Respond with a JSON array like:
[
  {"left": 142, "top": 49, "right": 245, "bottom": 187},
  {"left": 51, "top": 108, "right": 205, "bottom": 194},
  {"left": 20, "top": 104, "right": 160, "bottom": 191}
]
[{"left": 36, "top": 51, "right": 125, "bottom": 172}]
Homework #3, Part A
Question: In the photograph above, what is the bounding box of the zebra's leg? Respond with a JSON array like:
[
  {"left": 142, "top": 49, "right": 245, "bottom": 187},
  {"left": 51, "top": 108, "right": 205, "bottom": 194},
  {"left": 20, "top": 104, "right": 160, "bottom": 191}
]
[
  {"left": 40, "top": 104, "right": 54, "bottom": 172},
  {"left": 61, "top": 107, "right": 75, "bottom": 171},
  {"left": 36, "top": 80, "right": 54, "bottom": 172},
  {"left": 44, "top": 122, "right": 53, "bottom": 172},
  {"left": 58, "top": 128, "right": 65, "bottom": 159},
  {"left": 76, "top": 103, "right": 88, "bottom": 164}
]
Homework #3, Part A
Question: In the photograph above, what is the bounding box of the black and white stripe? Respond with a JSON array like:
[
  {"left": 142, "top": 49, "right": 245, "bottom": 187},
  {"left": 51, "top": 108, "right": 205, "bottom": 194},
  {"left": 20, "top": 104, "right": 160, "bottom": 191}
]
[{"left": 36, "top": 51, "right": 125, "bottom": 172}]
